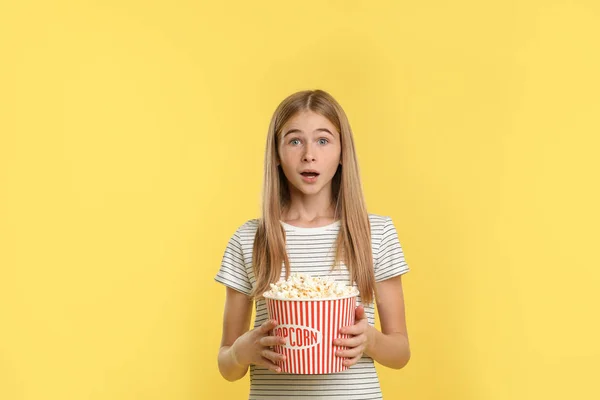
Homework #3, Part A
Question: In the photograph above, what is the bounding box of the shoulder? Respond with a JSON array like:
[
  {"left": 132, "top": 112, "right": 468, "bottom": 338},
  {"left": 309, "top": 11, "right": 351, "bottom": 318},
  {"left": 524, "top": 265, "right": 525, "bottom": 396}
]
[
  {"left": 368, "top": 213, "right": 392, "bottom": 230},
  {"left": 368, "top": 213, "right": 401, "bottom": 244},
  {"left": 238, "top": 218, "right": 260, "bottom": 232},
  {"left": 229, "top": 218, "right": 260, "bottom": 241}
]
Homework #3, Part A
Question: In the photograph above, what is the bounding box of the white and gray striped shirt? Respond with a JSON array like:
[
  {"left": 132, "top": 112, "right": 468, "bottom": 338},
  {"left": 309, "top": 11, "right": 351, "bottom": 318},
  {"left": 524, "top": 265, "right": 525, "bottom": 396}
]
[{"left": 215, "top": 213, "right": 410, "bottom": 399}]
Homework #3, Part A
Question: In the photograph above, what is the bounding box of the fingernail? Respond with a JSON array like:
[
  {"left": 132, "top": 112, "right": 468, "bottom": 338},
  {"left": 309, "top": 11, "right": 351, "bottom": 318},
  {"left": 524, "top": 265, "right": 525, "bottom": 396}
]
[{"left": 276, "top": 367, "right": 281, "bottom": 373}]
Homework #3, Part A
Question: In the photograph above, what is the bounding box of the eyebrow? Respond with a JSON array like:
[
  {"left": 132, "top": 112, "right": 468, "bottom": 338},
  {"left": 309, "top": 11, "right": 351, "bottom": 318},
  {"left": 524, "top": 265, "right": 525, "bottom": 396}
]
[{"left": 283, "top": 128, "right": 335, "bottom": 137}]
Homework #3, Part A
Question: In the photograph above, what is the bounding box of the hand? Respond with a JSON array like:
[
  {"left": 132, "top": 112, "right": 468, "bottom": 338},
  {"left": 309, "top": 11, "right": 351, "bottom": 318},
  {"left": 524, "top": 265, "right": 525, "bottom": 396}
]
[
  {"left": 334, "top": 304, "right": 371, "bottom": 367},
  {"left": 231, "top": 319, "right": 287, "bottom": 373}
]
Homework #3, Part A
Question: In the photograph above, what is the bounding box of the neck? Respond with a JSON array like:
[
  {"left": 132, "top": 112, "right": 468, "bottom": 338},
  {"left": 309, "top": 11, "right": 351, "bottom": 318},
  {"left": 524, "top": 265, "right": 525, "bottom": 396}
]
[{"left": 282, "top": 186, "right": 337, "bottom": 224}]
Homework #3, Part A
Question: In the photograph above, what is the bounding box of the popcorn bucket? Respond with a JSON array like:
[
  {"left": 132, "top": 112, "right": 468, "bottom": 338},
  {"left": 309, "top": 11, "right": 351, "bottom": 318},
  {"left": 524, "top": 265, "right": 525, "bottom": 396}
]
[{"left": 264, "top": 294, "right": 357, "bottom": 374}]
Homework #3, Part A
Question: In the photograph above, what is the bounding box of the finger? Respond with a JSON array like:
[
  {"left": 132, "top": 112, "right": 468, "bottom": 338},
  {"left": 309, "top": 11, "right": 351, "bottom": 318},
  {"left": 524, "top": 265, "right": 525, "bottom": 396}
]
[
  {"left": 261, "top": 349, "right": 287, "bottom": 364},
  {"left": 339, "top": 323, "right": 367, "bottom": 336},
  {"left": 333, "top": 335, "right": 364, "bottom": 348},
  {"left": 259, "top": 335, "right": 287, "bottom": 347},
  {"left": 342, "top": 354, "right": 363, "bottom": 367},
  {"left": 258, "top": 356, "right": 283, "bottom": 373},
  {"left": 336, "top": 346, "right": 363, "bottom": 359},
  {"left": 259, "top": 319, "right": 278, "bottom": 333},
  {"left": 355, "top": 304, "right": 366, "bottom": 320}
]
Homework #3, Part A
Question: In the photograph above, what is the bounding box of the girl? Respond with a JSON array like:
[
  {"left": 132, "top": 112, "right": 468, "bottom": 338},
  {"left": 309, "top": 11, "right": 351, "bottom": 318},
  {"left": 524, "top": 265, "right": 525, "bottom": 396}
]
[{"left": 215, "top": 89, "right": 411, "bottom": 399}]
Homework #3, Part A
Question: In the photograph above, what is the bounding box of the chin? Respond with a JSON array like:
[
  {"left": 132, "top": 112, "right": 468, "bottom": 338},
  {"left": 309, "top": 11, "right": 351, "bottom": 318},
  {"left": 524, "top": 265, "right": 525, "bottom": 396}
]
[
  {"left": 302, "top": 186, "right": 327, "bottom": 195},
  {"left": 291, "top": 183, "right": 321, "bottom": 196}
]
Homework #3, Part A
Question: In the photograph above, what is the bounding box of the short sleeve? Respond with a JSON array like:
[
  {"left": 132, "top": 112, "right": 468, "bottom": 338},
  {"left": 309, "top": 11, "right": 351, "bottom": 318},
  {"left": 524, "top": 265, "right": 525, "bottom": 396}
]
[
  {"left": 214, "top": 230, "right": 253, "bottom": 296},
  {"left": 375, "top": 216, "right": 410, "bottom": 281}
]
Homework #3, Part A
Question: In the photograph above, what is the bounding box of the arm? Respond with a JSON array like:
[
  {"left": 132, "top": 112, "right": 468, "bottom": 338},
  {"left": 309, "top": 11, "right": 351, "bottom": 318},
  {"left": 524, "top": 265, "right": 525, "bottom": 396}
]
[
  {"left": 365, "top": 275, "right": 411, "bottom": 369},
  {"left": 218, "top": 287, "right": 287, "bottom": 381},
  {"left": 218, "top": 287, "right": 253, "bottom": 381},
  {"left": 335, "top": 275, "right": 411, "bottom": 369}
]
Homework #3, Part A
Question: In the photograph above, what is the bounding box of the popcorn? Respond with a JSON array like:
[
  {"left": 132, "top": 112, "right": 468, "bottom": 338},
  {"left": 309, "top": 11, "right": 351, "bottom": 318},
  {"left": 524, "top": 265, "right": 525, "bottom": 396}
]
[
  {"left": 263, "top": 273, "right": 359, "bottom": 299},
  {"left": 263, "top": 272, "right": 358, "bottom": 374}
]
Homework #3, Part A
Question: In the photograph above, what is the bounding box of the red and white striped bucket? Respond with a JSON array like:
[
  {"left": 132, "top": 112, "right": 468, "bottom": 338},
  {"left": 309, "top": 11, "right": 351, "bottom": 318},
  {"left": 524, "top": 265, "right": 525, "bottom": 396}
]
[{"left": 264, "top": 294, "right": 357, "bottom": 374}]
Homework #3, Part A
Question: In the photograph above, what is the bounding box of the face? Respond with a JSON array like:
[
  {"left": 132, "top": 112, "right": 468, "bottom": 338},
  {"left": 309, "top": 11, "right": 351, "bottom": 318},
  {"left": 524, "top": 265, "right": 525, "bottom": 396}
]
[{"left": 277, "top": 110, "right": 342, "bottom": 198}]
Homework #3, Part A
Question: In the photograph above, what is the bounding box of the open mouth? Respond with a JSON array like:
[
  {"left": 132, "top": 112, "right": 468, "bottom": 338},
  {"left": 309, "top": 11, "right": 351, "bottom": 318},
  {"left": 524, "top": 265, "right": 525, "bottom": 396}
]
[{"left": 301, "top": 172, "right": 320, "bottom": 177}]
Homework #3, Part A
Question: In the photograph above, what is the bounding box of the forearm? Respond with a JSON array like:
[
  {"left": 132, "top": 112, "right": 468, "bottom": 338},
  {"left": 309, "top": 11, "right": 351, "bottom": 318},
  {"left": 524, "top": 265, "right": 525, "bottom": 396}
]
[
  {"left": 218, "top": 345, "right": 249, "bottom": 381},
  {"left": 364, "top": 326, "right": 411, "bottom": 369}
]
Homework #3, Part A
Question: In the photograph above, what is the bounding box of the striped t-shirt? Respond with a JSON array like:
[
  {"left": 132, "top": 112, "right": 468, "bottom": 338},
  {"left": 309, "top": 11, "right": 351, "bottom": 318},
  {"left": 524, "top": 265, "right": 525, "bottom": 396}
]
[{"left": 215, "top": 213, "right": 410, "bottom": 400}]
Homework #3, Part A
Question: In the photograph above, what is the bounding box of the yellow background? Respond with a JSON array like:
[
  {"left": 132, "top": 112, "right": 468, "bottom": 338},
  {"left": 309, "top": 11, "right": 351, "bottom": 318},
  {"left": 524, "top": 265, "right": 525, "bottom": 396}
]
[{"left": 1, "top": 0, "right": 599, "bottom": 399}]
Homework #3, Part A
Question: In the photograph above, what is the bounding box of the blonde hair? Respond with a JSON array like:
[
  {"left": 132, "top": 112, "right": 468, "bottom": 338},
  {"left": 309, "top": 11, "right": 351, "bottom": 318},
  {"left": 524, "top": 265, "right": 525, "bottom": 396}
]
[{"left": 251, "top": 89, "right": 376, "bottom": 304}]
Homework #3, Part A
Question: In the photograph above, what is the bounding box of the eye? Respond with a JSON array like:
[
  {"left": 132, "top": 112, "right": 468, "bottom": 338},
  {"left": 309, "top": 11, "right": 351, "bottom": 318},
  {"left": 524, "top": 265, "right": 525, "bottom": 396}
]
[
  {"left": 318, "top": 138, "right": 329, "bottom": 145},
  {"left": 289, "top": 138, "right": 301, "bottom": 145}
]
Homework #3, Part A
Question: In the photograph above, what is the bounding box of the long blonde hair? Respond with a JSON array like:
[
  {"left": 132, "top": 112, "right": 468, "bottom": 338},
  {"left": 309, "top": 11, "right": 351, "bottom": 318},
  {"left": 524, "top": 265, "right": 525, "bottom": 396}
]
[{"left": 251, "top": 90, "right": 375, "bottom": 304}]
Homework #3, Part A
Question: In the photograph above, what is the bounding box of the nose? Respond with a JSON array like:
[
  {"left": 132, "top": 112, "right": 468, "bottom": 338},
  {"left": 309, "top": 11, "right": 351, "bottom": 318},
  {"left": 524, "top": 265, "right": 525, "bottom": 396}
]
[{"left": 302, "top": 143, "right": 316, "bottom": 162}]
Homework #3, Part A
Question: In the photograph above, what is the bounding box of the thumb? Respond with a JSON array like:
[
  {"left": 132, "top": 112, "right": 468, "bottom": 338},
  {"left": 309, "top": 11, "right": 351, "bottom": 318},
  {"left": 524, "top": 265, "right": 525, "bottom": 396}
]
[
  {"left": 355, "top": 304, "right": 366, "bottom": 320},
  {"left": 260, "top": 319, "right": 278, "bottom": 334}
]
